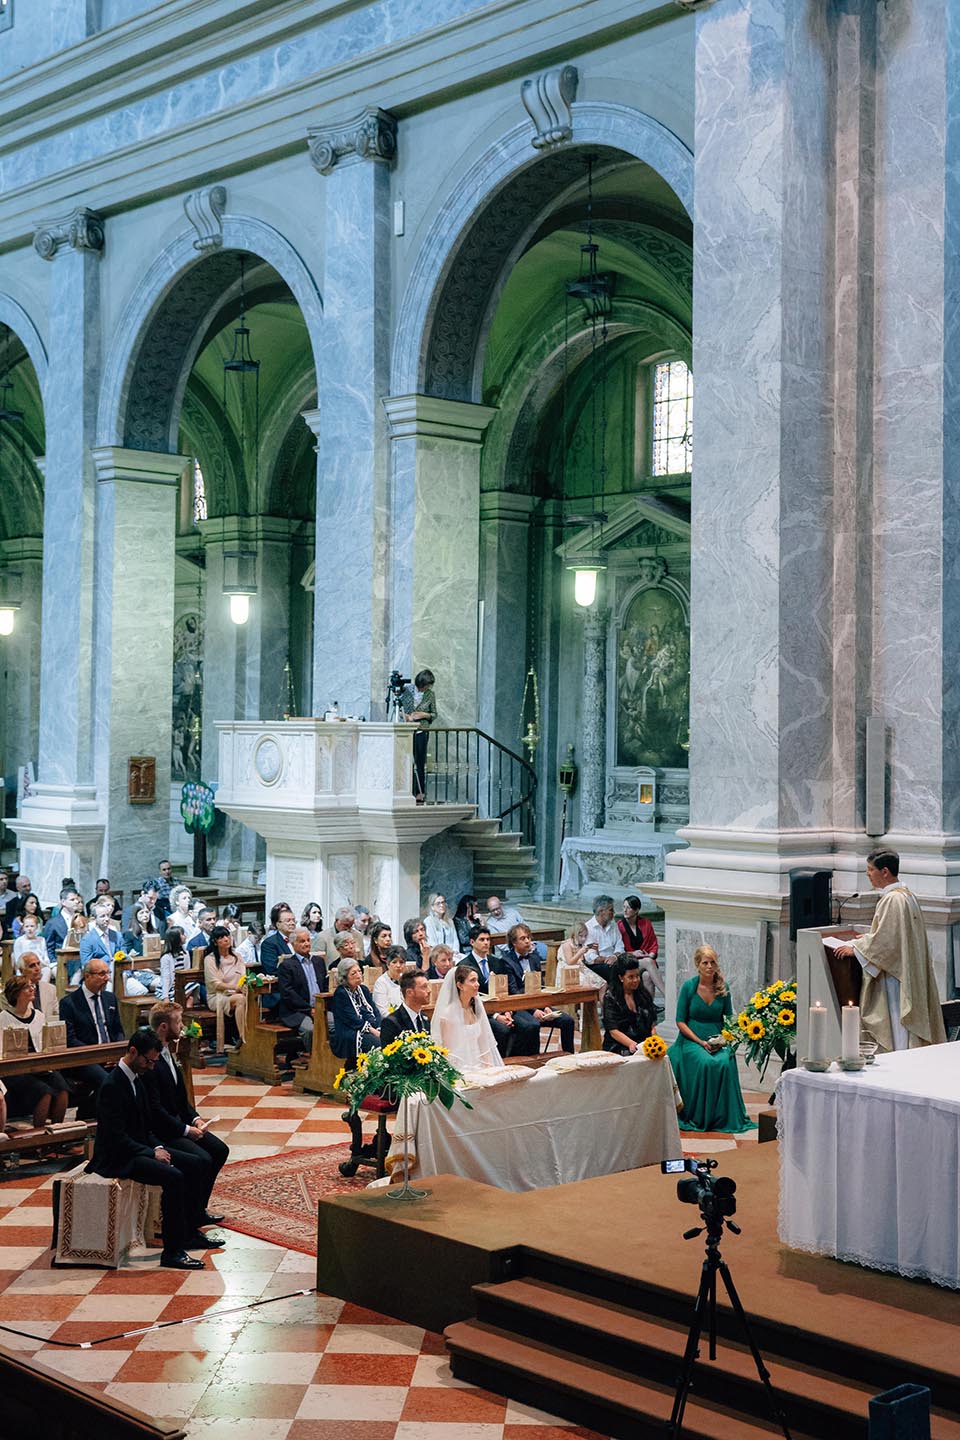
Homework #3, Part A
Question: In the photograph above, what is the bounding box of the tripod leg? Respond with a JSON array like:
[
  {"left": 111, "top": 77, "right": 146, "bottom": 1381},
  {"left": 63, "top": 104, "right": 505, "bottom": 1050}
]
[
  {"left": 708, "top": 1260, "right": 717, "bottom": 1361},
  {"left": 668, "top": 1261, "right": 712, "bottom": 1439},
  {"left": 717, "top": 1260, "right": 793, "bottom": 1440}
]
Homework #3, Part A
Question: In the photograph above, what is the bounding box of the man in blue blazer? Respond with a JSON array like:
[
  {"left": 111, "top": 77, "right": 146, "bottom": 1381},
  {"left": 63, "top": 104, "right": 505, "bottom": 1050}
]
[
  {"left": 59, "top": 956, "right": 126, "bottom": 1116},
  {"left": 490, "top": 924, "right": 575, "bottom": 1055},
  {"left": 79, "top": 898, "right": 124, "bottom": 977}
]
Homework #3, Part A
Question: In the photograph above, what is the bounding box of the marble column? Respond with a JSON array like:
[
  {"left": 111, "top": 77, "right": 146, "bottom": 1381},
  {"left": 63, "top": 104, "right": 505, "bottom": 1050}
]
[
  {"left": 384, "top": 395, "right": 496, "bottom": 726},
  {"left": 0, "top": 540, "right": 42, "bottom": 782},
  {"left": 478, "top": 491, "right": 535, "bottom": 748},
  {"left": 307, "top": 107, "right": 395, "bottom": 720},
  {"left": 200, "top": 516, "right": 295, "bottom": 879},
  {"left": 90, "top": 447, "right": 185, "bottom": 884},
  {"left": 12, "top": 208, "right": 105, "bottom": 902},
  {"left": 579, "top": 608, "right": 608, "bottom": 838}
]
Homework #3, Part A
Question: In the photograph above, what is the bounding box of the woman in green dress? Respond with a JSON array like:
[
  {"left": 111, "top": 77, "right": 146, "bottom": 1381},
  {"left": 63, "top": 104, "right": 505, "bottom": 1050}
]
[{"left": 668, "top": 945, "right": 754, "bottom": 1133}]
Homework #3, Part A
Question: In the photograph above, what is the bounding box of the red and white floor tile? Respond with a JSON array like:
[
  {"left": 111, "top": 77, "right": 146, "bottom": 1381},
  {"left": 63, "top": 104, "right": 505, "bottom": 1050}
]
[{"left": 0, "top": 1066, "right": 768, "bottom": 1438}]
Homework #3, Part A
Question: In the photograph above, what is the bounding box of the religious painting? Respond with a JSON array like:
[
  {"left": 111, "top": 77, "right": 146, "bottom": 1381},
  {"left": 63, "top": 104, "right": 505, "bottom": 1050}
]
[
  {"left": 172, "top": 611, "right": 203, "bottom": 783},
  {"left": 616, "top": 585, "right": 689, "bottom": 768},
  {"left": 127, "top": 755, "right": 156, "bottom": 804}
]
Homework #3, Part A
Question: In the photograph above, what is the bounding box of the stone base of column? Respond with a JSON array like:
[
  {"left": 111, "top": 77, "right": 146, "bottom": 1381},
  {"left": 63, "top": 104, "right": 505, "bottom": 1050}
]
[{"left": 9, "top": 785, "right": 104, "bottom": 907}]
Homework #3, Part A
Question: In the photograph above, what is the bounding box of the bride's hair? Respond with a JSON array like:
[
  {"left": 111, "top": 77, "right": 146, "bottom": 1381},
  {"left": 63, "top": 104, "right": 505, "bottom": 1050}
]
[{"left": 454, "top": 961, "right": 479, "bottom": 1015}]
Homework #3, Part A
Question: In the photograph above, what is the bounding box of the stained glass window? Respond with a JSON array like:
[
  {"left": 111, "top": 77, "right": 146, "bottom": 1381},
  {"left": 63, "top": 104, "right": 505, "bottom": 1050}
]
[
  {"left": 193, "top": 459, "right": 208, "bottom": 523},
  {"left": 651, "top": 359, "right": 692, "bottom": 476}
]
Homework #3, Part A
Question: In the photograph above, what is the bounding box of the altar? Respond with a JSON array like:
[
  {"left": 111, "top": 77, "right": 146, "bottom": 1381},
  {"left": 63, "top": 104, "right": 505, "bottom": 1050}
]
[
  {"left": 777, "top": 1045, "right": 960, "bottom": 1289},
  {"left": 389, "top": 1053, "right": 681, "bottom": 1192}
]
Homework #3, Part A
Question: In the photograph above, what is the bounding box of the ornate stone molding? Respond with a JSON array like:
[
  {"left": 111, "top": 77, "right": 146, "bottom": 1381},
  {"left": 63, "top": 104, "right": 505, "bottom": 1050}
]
[
  {"left": 382, "top": 394, "right": 496, "bottom": 444},
  {"left": 521, "top": 65, "right": 578, "bottom": 150},
  {"left": 33, "top": 207, "right": 105, "bottom": 260},
  {"left": 673, "top": 0, "right": 716, "bottom": 9},
  {"left": 184, "top": 185, "right": 226, "bottom": 252},
  {"left": 307, "top": 107, "right": 397, "bottom": 176}
]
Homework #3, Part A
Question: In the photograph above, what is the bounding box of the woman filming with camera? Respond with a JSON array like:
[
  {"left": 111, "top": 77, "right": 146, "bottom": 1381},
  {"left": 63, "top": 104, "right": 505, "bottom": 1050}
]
[{"left": 403, "top": 667, "right": 436, "bottom": 804}]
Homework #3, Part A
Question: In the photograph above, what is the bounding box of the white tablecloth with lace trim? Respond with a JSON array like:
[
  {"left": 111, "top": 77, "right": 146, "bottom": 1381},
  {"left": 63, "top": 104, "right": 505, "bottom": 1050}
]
[
  {"left": 777, "top": 1045, "right": 960, "bottom": 1288},
  {"left": 391, "top": 1054, "right": 681, "bottom": 1191}
]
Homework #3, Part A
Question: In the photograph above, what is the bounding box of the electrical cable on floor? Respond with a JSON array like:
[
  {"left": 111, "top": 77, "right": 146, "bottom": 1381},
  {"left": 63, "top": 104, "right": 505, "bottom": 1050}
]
[{"left": 0, "top": 1286, "right": 317, "bottom": 1348}]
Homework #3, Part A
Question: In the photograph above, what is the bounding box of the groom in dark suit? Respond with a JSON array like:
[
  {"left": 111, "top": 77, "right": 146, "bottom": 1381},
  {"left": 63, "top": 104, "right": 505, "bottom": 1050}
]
[
  {"left": 88, "top": 1029, "right": 217, "bottom": 1269},
  {"left": 460, "top": 927, "right": 516, "bottom": 1056},
  {"left": 144, "top": 1002, "right": 229, "bottom": 1226},
  {"left": 379, "top": 970, "right": 432, "bottom": 1047},
  {"left": 491, "top": 924, "right": 575, "bottom": 1054}
]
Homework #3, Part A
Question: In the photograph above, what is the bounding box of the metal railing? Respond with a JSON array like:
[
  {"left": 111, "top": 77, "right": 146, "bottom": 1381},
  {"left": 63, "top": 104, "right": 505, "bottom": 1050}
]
[{"left": 424, "top": 727, "right": 537, "bottom": 849}]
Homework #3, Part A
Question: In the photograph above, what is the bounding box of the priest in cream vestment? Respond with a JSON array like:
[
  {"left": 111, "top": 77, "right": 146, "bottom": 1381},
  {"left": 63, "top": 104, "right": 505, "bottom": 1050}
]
[{"left": 835, "top": 851, "right": 946, "bottom": 1051}]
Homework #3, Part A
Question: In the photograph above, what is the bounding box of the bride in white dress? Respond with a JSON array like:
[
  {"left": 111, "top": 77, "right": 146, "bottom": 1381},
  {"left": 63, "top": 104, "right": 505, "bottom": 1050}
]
[{"left": 431, "top": 963, "right": 505, "bottom": 1075}]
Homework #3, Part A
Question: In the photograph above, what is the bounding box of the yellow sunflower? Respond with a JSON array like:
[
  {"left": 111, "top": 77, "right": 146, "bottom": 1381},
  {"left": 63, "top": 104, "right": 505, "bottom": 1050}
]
[
  {"left": 752, "top": 993, "right": 770, "bottom": 1010},
  {"left": 721, "top": 1028, "right": 735, "bottom": 1043},
  {"left": 780, "top": 989, "right": 796, "bottom": 1003},
  {"left": 737, "top": 1011, "right": 750, "bottom": 1031},
  {"left": 768, "top": 980, "right": 786, "bottom": 992},
  {"left": 746, "top": 1019, "right": 766, "bottom": 1041},
  {"left": 382, "top": 1040, "right": 402, "bottom": 1058},
  {"left": 411, "top": 1047, "right": 432, "bottom": 1065},
  {"left": 777, "top": 1008, "right": 795, "bottom": 1027},
  {"left": 642, "top": 1035, "right": 667, "bottom": 1060},
  {"left": 356, "top": 1052, "right": 368, "bottom": 1068},
  {"left": 333, "top": 1067, "right": 346, "bottom": 1090}
]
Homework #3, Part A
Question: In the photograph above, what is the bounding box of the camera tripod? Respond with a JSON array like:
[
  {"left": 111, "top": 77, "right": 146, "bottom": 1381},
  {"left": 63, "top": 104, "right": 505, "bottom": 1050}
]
[{"left": 668, "top": 1212, "right": 792, "bottom": 1439}]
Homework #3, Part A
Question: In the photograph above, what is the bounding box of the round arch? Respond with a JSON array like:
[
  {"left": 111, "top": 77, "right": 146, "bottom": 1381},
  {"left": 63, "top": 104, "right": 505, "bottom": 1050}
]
[
  {"left": 0, "top": 294, "right": 48, "bottom": 392},
  {"left": 97, "top": 214, "right": 323, "bottom": 450},
  {"left": 392, "top": 102, "right": 693, "bottom": 403}
]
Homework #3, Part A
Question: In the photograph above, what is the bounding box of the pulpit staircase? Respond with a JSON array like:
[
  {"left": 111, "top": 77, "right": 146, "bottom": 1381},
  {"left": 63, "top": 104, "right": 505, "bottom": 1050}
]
[
  {"left": 445, "top": 1249, "right": 960, "bottom": 1439},
  {"left": 425, "top": 728, "right": 538, "bottom": 893}
]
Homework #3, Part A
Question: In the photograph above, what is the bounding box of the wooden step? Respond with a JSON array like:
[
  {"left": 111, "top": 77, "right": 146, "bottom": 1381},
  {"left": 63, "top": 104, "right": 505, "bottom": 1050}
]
[
  {"left": 470, "top": 1277, "right": 906, "bottom": 1440},
  {"left": 445, "top": 1319, "right": 817, "bottom": 1440}
]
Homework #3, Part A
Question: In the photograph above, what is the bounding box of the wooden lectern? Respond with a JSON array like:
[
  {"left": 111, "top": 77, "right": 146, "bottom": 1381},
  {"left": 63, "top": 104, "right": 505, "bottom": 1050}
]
[{"left": 795, "top": 925, "right": 864, "bottom": 1060}]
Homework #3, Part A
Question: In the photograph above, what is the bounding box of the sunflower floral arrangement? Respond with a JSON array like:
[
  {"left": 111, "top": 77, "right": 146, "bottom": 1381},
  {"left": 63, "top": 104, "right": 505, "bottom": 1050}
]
[
  {"left": 727, "top": 979, "right": 797, "bottom": 1083},
  {"left": 334, "top": 1031, "right": 472, "bottom": 1115},
  {"left": 642, "top": 1035, "right": 668, "bottom": 1061}
]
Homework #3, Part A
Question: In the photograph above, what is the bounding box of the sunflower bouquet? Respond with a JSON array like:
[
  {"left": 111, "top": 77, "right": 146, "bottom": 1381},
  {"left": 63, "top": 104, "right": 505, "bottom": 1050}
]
[
  {"left": 728, "top": 978, "right": 797, "bottom": 1083},
  {"left": 334, "top": 1031, "right": 472, "bottom": 1115}
]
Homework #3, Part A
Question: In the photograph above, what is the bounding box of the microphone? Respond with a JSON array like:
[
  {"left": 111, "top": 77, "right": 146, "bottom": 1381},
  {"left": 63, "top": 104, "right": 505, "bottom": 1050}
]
[{"left": 837, "top": 892, "right": 859, "bottom": 925}]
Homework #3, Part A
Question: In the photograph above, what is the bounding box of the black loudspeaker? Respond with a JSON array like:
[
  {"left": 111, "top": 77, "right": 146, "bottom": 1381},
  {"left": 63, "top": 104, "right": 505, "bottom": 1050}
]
[{"left": 788, "top": 868, "right": 832, "bottom": 942}]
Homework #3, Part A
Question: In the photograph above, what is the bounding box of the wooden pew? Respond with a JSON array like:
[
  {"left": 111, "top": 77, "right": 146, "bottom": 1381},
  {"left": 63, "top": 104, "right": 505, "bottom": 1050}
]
[
  {"left": 112, "top": 957, "right": 159, "bottom": 1038},
  {"left": 1, "top": 938, "right": 12, "bottom": 988},
  {"left": 226, "top": 979, "right": 300, "bottom": 1086},
  {"left": 488, "top": 929, "right": 564, "bottom": 985},
  {"left": 292, "top": 991, "right": 339, "bottom": 1098}
]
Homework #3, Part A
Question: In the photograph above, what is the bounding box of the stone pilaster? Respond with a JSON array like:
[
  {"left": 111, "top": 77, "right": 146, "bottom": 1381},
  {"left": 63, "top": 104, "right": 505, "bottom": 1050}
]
[
  {"left": 579, "top": 608, "right": 608, "bottom": 838},
  {"left": 307, "top": 108, "right": 396, "bottom": 720},
  {"left": 0, "top": 538, "right": 42, "bottom": 782},
  {"left": 478, "top": 492, "right": 535, "bottom": 746},
  {"left": 384, "top": 395, "right": 496, "bottom": 726}
]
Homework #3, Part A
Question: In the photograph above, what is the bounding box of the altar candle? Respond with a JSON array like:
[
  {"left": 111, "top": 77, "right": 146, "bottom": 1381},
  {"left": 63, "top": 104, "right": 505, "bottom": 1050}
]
[
  {"left": 808, "top": 1001, "right": 828, "bottom": 1062},
  {"left": 841, "top": 1001, "right": 860, "bottom": 1062}
]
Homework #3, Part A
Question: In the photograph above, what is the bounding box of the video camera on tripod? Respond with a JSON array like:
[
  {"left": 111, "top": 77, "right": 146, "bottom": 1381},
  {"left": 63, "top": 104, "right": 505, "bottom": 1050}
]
[
  {"left": 662, "top": 1156, "right": 737, "bottom": 1229},
  {"left": 385, "top": 669, "right": 412, "bottom": 722}
]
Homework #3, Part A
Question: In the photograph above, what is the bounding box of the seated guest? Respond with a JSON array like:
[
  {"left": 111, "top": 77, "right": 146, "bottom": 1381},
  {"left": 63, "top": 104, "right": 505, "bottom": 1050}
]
[
  {"left": 259, "top": 904, "right": 296, "bottom": 1012},
  {"left": 13, "top": 915, "right": 51, "bottom": 981},
  {"left": 154, "top": 858, "right": 175, "bottom": 922},
  {"left": 88, "top": 1027, "right": 214, "bottom": 1270},
  {"left": 330, "top": 956, "right": 381, "bottom": 1062},
  {"left": 300, "top": 902, "right": 324, "bottom": 947},
  {"left": 460, "top": 928, "right": 516, "bottom": 1055},
  {"left": 238, "top": 920, "right": 264, "bottom": 968},
  {"left": 122, "top": 882, "right": 160, "bottom": 932},
  {"left": 317, "top": 907, "right": 366, "bottom": 969},
  {"left": 402, "top": 916, "right": 431, "bottom": 971},
  {"left": 276, "top": 927, "right": 327, "bottom": 1052},
  {"left": 484, "top": 894, "right": 524, "bottom": 935},
  {"left": 453, "top": 894, "right": 479, "bottom": 952},
  {"left": 667, "top": 946, "right": 754, "bottom": 1134},
  {"left": 424, "top": 893, "right": 457, "bottom": 949},
  {"left": 0, "top": 868, "right": 20, "bottom": 937},
  {"left": 167, "top": 884, "right": 199, "bottom": 942},
  {"left": 219, "top": 903, "right": 242, "bottom": 950},
  {"left": 59, "top": 957, "right": 126, "bottom": 1115},
  {"left": 492, "top": 924, "right": 575, "bottom": 1055},
  {"left": 203, "top": 926, "right": 247, "bottom": 1052},
  {"left": 124, "top": 902, "right": 162, "bottom": 956},
  {"left": 372, "top": 947, "right": 407, "bottom": 1016},
  {"left": 431, "top": 963, "right": 504, "bottom": 1073},
  {"left": 427, "top": 944, "right": 455, "bottom": 980},
  {"left": 187, "top": 909, "right": 217, "bottom": 956},
  {"left": 618, "top": 895, "right": 664, "bottom": 1002},
  {"left": 79, "top": 898, "right": 124, "bottom": 981},
  {"left": 21, "top": 951, "right": 58, "bottom": 1019},
  {"left": 354, "top": 905, "right": 373, "bottom": 956},
  {"left": 602, "top": 955, "right": 656, "bottom": 1055},
  {"left": 583, "top": 894, "right": 624, "bottom": 982},
  {"left": 145, "top": 1001, "right": 229, "bottom": 1227},
  {"left": 0, "top": 976, "right": 69, "bottom": 1126},
  {"left": 159, "top": 926, "right": 196, "bottom": 1003},
  {"left": 86, "top": 877, "right": 122, "bottom": 921},
  {"left": 43, "top": 887, "right": 84, "bottom": 975},
  {"left": 556, "top": 921, "right": 607, "bottom": 1002},
  {"left": 368, "top": 922, "right": 393, "bottom": 971},
  {"left": 380, "top": 969, "right": 432, "bottom": 1047},
  {"left": 12, "top": 891, "right": 44, "bottom": 938}
]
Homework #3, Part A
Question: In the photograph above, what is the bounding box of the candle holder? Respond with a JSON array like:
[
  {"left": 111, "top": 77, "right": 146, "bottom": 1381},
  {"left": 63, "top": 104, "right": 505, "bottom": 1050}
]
[
  {"left": 838, "top": 1056, "right": 866, "bottom": 1072},
  {"left": 800, "top": 1056, "right": 832, "bottom": 1072}
]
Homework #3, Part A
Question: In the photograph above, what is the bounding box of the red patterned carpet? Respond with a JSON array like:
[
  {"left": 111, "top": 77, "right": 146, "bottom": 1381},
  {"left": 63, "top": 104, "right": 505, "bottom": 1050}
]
[{"left": 212, "top": 1145, "right": 372, "bottom": 1253}]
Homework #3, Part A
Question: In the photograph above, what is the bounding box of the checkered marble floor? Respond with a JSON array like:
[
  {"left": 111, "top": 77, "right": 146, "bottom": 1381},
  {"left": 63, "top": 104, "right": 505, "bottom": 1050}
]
[{"left": 0, "top": 1066, "right": 769, "bottom": 1438}]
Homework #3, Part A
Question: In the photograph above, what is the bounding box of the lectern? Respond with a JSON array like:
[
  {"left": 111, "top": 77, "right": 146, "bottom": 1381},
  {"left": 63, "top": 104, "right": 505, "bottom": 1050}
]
[{"left": 795, "top": 925, "right": 864, "bottom": 1060}]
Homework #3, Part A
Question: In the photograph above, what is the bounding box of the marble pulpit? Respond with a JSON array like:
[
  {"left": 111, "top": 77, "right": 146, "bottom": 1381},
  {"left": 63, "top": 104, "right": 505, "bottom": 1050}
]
[{"left": 214, "top": 719, "right": 472, "bottom": 932}]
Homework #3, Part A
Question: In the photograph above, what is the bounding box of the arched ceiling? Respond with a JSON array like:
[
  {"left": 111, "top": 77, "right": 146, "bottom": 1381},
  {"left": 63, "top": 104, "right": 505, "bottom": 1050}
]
[{"left": 0, "top": 325, "right": 45, "bottom": 539}]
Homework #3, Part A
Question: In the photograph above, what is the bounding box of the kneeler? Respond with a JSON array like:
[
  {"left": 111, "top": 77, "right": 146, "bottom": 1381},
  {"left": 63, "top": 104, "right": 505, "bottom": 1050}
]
[{"left": 339, "top": 1093, "right": 395, "bottom": 1179}]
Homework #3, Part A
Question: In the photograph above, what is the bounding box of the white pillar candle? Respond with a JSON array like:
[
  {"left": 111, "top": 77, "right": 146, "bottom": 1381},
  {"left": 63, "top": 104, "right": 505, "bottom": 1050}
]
[
  {"left": 808, "top": 1002, "right": 828, "bottom": 1063},
  {"left": 841, "top": 1000, "right": 860, "bottom": 1062}
]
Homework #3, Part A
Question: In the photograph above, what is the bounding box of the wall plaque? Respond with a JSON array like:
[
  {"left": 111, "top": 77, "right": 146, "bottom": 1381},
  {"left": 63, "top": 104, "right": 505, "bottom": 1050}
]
[{"left": 128, "top": 756, "right": 157, "bottom": 805}]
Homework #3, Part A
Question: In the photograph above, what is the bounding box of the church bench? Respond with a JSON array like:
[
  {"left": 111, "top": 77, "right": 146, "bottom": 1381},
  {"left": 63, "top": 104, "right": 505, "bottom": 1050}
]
[
  {"left": 1, "top": 938, "right": 12, "bottom": 987},
  {"left": 292, "top": 990, "right": 339, "bottom": 1097},
  {"left": 112, "top": 957, "right": 160, "bottom": 1038},
  {"left": 226, "top": 981, "right": 300, "bottom": 1085}
]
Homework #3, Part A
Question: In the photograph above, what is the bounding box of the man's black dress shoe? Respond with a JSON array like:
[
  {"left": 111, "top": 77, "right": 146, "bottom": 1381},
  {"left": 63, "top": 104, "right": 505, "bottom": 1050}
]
[
  {"left": 161, "top": 1251, "right": 205, "bottom": 1270},
  {"left": 188, "top": 1231, "right": 225, "bottom": 1248},
  {"left": 202, "top": 1211, "right": 225, "bottom": 1225}
]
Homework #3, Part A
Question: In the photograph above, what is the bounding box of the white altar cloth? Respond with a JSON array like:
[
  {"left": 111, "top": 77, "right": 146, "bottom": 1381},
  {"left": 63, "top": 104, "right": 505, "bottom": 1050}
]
[
  {"left": 395, "top": 1053, "right": 681, "bottom": 1192},
  {"left": 777, "top": 1045, "right": 960, "bottom": 1288}
]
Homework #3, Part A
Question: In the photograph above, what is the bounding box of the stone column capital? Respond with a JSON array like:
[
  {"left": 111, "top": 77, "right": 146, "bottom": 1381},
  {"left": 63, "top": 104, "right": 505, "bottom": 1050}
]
[
  {"left": 307, "top": 106, "right": 397, "bottom": 176},
  {"left": 480, "top": 491, "right": 538, "bottom": 523},
  {"left": 33, "top": 207, "right": 105, "bottom": 261},
  {"left": 383, "top": 394, "right": 497, "bottom": 443},
  {"left": 91, "top": 446, "right": 189, "bottom": 486},
  {"left": 581, "top": 606, "right": 611, "bottom": 637}
]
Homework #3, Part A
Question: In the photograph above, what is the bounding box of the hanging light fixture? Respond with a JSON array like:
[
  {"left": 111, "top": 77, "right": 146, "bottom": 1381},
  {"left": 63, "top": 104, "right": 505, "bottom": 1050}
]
[
  {"left": 0, "top": 331, "right": 25, "bottom": 636},
  {"left": 221, "top": 256, "right": 260, "bottom": 625},
  {"left": 562, "top": 156, "right": 612, "bottom": 607}
]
